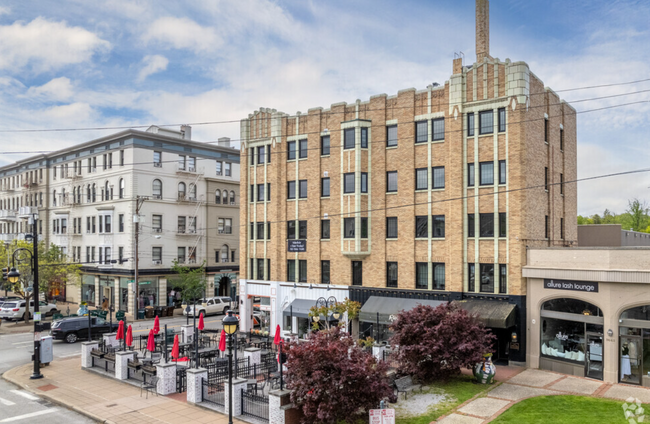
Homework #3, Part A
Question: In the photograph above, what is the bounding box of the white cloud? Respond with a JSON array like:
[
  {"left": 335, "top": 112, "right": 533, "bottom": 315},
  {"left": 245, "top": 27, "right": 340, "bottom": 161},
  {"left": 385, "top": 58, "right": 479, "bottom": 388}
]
[
  {"left": 0, "top": 6, "right": 10, "bottom": 15},
  {"left": 142, "top": 17, "right": 221, "bottom": 52},
  {"left": 137, "top": 55, "right": 168, "bottom": 82},
  {"left": 26, "top": 77, "right": 74, "bottom": 101},
  {"left": 0, "top": 17, "right": 110, "bottom": 73}
]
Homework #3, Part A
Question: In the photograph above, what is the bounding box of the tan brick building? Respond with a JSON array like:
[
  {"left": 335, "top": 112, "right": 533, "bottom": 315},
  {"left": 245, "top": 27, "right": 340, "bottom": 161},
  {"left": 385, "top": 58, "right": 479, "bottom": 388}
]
[{"left": 238, "top": 0, "right": 576, "bottom": 365}]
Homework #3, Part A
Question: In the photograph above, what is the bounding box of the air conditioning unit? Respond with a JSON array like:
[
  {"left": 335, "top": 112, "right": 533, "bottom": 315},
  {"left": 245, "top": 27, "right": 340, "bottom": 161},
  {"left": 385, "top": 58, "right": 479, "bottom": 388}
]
[
  {"left": 189, "top": 167, "right": 196, "bottom": 172},
  {"left": 178, "top": 195, "right": 186, "bottom": 201},
  {"left": 178, "top": 229, "right": 185, "bottom": 234},
  {"left": 218, "top": 230, "right": 224, "bottom": 234},
  {"left": 153, "top": 195, "right": 162, "bottom": 199},
  {"left": 216, "top": 171, "right": 222, "bottom": 176},
  {"left": 153, "top": 260, "right": 162, "bottom": 265},
  {"left": 188, "top": 229, "right": 196, "bottom": 234},
  {"left": 153, "top": 228, "right": 162, "bottom": 233},
  {"left": 188, "top": 197, "right": 197, "bottom": 202},
  {"left": 154, "top": 162, "right": 162, "bottom": 168}
]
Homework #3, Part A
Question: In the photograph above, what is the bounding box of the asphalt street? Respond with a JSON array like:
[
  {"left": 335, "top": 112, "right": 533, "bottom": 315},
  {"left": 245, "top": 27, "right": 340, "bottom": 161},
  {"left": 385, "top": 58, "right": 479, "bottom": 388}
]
[{"left": 0, "top": 313, "right": 226, "bottom": 423}]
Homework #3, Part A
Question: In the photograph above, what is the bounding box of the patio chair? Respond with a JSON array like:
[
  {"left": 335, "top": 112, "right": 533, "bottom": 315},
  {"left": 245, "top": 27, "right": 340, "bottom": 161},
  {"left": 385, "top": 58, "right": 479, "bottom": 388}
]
[{"left": 141, "top": 375, "right": 159, "bottom": 399}]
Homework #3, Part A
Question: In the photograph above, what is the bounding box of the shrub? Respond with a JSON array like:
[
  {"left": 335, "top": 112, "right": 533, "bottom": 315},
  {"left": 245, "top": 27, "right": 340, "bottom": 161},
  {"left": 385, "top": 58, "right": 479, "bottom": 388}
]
[
  {"left": 390, "top": 303, "right": 496, "bottom": 381},
  {"left": 286, "top": 327, "right": 396, "bottom": 424}
]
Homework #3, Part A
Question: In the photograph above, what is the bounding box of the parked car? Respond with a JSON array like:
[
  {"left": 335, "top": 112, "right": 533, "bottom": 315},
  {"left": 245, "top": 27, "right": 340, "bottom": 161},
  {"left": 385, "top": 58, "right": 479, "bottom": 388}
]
[
  {"left": 50, "top": 316, "right": 119, "bottom": 343},
  {"left": 0, "top": 296, "right": 21, "bottom": 303},
  {"left": 183, "top": 296, "right": 233, "bottom": 317},
  {"left": 0, "top": 300, "right": 58, "bottom": 321}
]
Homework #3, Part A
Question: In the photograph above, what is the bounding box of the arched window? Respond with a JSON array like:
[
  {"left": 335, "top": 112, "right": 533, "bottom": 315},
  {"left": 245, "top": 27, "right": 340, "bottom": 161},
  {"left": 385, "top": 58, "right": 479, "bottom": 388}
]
[
  {"left": 86, "top": 185, "right": 91, "bottom": 203},
  {"left": 104, "top": 181, "right": 110, "bottom": 201},
  {"left": 91, "top": 184, "right": 96, "bottom": 202},
  {"left": 178, "top": 182, "right": 186, "bottom": 199},
  {"left": 119, "top": 178, "right": 125, "bottom": 199},
  {"left": 221, "top": 245, "right": 229, "bottom": 263},
  {"left": 215, "top": 190, "right": 221, "bottom": 204},
  {"left": 52, "top": 190, "right": 57, "bottom": 206},
  {"left": 152, "top": 179, "right": 162, "bottom": 199},
  {"left": 230, "top": 191, "right": 236, "bottom": 205},
  {"left": 190, "top": 184, "right": 197, "bottom": 200}
]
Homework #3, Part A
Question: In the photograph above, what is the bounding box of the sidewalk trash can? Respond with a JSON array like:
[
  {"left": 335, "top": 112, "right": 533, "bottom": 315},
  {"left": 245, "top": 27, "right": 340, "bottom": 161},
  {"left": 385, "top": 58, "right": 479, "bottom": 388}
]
[
  {"left": 138, "top": 309, "right": 145, "bottom": 320},
  {"left": 145, "top": 308, "right": 154, "bottom": 319}
]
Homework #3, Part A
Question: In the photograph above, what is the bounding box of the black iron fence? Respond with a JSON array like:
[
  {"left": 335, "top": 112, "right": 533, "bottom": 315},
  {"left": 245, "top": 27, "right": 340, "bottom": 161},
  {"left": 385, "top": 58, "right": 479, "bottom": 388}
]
[
  {"left": 202, "top": 380, "right": 225, "bottom": 407},
  {"left": 241, "top": 388, "right": 269, "bottom": 422},
  {"left": 383, "top": 348, "right": 399, "bottom": 369},
  {"left": 176, "top": 367, "right": 187, "bottom": 393},
  {"left": 91, "top": 356, "right": 115, "bottom": 373}
]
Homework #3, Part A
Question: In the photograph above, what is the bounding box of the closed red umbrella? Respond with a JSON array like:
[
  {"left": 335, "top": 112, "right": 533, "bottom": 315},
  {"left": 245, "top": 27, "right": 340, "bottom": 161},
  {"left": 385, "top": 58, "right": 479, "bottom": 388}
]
[
  {"left": 153, "top": 316, "right": 160, "bottom": 335},
  {"left": 273, "top": 324, "right": 281, "bottom": 345},
  {"left": 218, "top": 329, "right": 226, "bottom": 352},
  {"left": 125, "top": 325, "right": 133, "bottom": 347},
  {"left": 198, "top": 312, "right": 205, "bottom": 331},
  {"left": 146, "top": 329, "right": 155, "bottom": 352},
  {"left": 116, "top": 320, "right": 125, "bottom": 340},
  {"left": 171, "top": 334, "right": 180, "bottom": 360}
]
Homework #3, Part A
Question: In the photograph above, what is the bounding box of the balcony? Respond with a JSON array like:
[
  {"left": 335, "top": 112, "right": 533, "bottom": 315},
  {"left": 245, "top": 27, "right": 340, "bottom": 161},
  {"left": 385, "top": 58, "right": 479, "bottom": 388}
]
[
  {"left": 17, "top": 206, "right": 38, "bottom": 219},
  {"left": 0, "top": 210, "right": 17, "bottom": 222},
  {"left": 1, "top": 186, "right": 15, "bottom": 193}
]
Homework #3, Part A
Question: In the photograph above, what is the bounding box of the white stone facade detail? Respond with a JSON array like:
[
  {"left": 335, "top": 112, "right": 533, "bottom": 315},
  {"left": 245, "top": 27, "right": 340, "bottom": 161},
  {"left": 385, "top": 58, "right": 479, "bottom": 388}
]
[
  {"left": 187, "top": 368, "right": 207, "bottom": 404},
  {"left": 81, "top": 341, "right": 99, "bottom": 368},
  {"left": 372, "top": 345, "right": 386, "bottom": 361},
  {"left": 181, "top": 324, "right": 195, "bottom": 344},
  {"left": 115, "top": 351, "right": 136, "bottom": 380},
  {"left": 244, "top": 347, "right": 261, "bottom": 366},
  {"left": 103, "top": 332, "right": 119, "bottom": 349},
  {"left": 269, "top": 390, "right": 287, "bottom": 424},
  {"left": 225, "top": 378, "right": 246, "bottom": 417},
  {"left": 156, "top": 362, "right": 177, "bottom": 395}
]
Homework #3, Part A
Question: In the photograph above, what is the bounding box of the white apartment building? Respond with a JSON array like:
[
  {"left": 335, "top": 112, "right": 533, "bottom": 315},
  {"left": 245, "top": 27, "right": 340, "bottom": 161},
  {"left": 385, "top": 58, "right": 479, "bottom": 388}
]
[{"left": 0, "top": 126, "right": 240, "bottom": 315}]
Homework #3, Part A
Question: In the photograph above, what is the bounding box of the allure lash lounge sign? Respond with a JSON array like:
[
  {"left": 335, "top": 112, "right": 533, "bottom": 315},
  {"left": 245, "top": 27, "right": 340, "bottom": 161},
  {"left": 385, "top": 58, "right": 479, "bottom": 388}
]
[{"left": 544, "top": 279, "right": 598, "bottom": 293}]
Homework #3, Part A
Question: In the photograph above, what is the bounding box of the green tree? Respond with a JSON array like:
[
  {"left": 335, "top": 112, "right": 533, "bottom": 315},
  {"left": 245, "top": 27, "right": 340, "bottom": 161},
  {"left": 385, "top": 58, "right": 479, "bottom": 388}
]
[
  {"left": 308, "top": 298, "right": 361, "bottom": 331},
  {"left": 626, "top": 198, "right": 649, "bottom": 232},
  {"left": 0, "top": 241, "right": 81, "bottom": 322},
  {"left": 167, "top": 260, "right": 207, "bottom": 307}
]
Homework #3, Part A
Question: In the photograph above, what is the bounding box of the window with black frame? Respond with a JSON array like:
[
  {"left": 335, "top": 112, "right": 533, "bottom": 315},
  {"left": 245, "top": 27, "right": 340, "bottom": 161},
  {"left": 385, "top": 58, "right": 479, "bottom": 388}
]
[
  {"left": 361, "top": 127, "right": 368, "bottom": 148},
  {"left": 386, "top": 171, "right": 398, "bottom": 192},
  {"left": 287, "top": 260, "right": 296, "bottom": 282},
  {"left": 321, "top": 261, "right": 330, "bottom": 284},
  {"left": 344, "top": 128, "right": 355, "bottom": 149},
  {"left": 432, "top": 263, "right": 445, "bottom": 290},
  {"left": 468, "top": 214, "right": 475, "bottom": 237},
  {"left": 480, "top": 213, "right": 494, "bottom": 237},
  {"left": 288, "top": 141, "right": 296, "bottom": 160},
  {"left": 432, "top": 166, "right": 445, "bottom": 189},
  {"left": 416, "top": 263, "right": 428, "bottom": 289},
  {"left": 344, "top": 218, "right": 355, "bottom": 238},
  {"left": 479, "top": 264, "right": 494, "bottom": 293},
  {"left": 415, "top": 216, "right": 428, "bottom": 238},
  {"left": 321, "top": 135, "right": 330, "bottom": 156},
  {"left": 468, "top": 263, "right": 475, "bottom": 292},
  {"left": 299, "top": 139, "right": 308, "bottom": 159},
  {"left": 415, "top": 121, "right": 427, "bottom": 143},
  {"left": 352, "top": 261, "right": 362, "bottom": 286},
  {"left": 415, "top": 168, "right": 428, "bottom": 190},
  {"left": 299, "top": 260, "right": 307, "bottom": 282},
  {"left": 287, "top": 221, "right": 296, "bottom": 239},
  {"left": 432, "top": 215, "right": 445, "bottom": 238},
  {"left": 468, "top": 163, "right": 475, "bottom": 187},
  {"left": 321, "top": 177, "right": 330, "bottom": 197},
  {"left": 298, "top": 220, "right": 307, "bottom": 239},
  {"left": 321, "top": 220, "right": 330, "bottom": 239},
  {"left": 386, "top": 217, "right": 398, "bottom": 239},
  {"left": 344, "top": 173, "right": 355, "bottom": 193},
  {"left": 480, "top": 162, "right": 494, "bottom": 185},
  {"left": 387, "top": 125, "right": 398, "bottom": 147},
  {"left": 432, "top": 118, "right": 445, "bottom": 141},
  {"left": 467, "top": 113, "right": 475, "bottom": 137},
  {"left": 387, "top": 262, "right": 398, "bottom": 288},
  {"left": 479, "top": 110, "right": 493, "bottom": 135},
  {"left": 360, "top": 217, "right": 368, "bottom": 238}
]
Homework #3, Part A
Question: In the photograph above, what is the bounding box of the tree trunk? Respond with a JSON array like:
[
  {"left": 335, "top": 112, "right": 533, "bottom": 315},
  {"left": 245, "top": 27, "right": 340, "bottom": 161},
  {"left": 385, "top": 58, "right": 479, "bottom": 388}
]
[{"left": 24, "top": 293, "right": 31, "bottom": 324}]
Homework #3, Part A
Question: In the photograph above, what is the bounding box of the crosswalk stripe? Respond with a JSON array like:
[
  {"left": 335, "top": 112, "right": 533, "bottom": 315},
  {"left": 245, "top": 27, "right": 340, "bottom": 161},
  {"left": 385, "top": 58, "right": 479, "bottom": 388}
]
[
  {"left": 0, "top": 397, "right": 15, "bottom": 406},
  {"left": 8, "top": 390, "right": 38, "bottom": 401},
  {"left": 0, "top": 409, "right": 56, "bottom": 422}
]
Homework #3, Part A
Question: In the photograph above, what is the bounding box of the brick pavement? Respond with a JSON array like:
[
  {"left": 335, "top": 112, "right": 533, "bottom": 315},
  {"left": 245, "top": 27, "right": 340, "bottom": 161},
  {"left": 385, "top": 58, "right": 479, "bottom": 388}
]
[{"left": 3, "top": 357, "right": 245, "bottom": 424}]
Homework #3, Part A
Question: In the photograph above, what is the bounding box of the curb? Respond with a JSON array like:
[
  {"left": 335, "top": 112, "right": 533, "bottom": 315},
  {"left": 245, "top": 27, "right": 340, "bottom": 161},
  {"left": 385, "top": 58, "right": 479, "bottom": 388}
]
[{"left": 2, "top": 366, "right": 111, "bottom": 424}]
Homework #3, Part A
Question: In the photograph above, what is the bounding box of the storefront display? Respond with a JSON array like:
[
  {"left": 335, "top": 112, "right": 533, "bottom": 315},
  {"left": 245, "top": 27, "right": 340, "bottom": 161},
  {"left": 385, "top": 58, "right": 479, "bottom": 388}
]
[
  {"left": 81, "top": 275, "right": 96, "bottom": 306},
  {"left": 618, "top": 306, "right": 650, "bottom": 386},
  {"left": 137, "top": 278, "right": 159, "bottom": 309}
]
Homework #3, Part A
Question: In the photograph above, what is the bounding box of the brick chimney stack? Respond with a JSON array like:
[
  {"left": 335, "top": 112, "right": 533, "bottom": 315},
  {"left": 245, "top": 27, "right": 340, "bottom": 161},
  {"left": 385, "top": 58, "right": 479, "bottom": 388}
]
[{"left": 476, "top": 0, "right": 491, "bottom": 62}]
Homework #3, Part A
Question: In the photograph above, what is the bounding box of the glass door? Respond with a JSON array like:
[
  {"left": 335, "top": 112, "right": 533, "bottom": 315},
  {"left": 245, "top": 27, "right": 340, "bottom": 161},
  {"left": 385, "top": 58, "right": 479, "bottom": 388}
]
[
  {"left": 585, "top": 333, "right": 604, "bottom": 380},
  {"left": 620, "top": 335, "right": 642, "bottom": 385}
]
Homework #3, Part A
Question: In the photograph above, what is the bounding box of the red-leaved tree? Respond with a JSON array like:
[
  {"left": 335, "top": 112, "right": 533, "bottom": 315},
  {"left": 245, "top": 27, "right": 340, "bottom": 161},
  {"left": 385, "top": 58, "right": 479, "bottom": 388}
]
[
  {"left": 286, "top": 327, "right": 396, "bottom": 424},
  {"left": 390, "top": 303, "right": 496, "bottom": 381}
]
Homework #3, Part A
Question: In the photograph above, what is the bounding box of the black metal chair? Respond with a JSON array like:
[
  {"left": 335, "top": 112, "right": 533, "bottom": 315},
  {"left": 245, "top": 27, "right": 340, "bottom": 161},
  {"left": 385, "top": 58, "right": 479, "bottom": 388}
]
[{"left": 141, "top": 375, "right": 159, "bottom": 399}]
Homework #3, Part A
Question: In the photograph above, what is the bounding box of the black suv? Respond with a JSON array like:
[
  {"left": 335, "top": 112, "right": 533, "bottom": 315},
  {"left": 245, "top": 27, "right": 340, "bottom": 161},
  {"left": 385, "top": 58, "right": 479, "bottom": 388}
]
[{"left": 50, "top": 316, "right": 119, "bottom": 343}]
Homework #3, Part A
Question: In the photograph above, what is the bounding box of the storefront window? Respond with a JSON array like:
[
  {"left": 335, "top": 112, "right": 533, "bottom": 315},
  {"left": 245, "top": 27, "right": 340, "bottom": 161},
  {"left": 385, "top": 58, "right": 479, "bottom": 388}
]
[
  {"left": 621, "top": 306, "right": 650, "bottom": 321},
  {"left": 541, "top": 318, "right": 585, "bottom": 363},
  {"left": 619, "top": 306, "right": 650, "bottom": 386},
  {"left": 137, "top": 278, "right": 159, "bottom": 309},
  {"left": 542, "top": 298, "right": 602, "bottom": 316},
  {"left": 119, "top": 277, "right": 130, "bottom": 312},
  {"left": 81, "top": 275, "right": 95, "bottom": 306}
]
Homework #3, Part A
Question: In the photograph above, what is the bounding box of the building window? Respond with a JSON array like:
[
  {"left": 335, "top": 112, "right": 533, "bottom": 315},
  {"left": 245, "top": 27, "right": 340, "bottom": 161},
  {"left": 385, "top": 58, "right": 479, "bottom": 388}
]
[
  {"left": 118, "top": 246, "right": 124, "bottom": 263},
  {"left": 415, "top": 121, "right": 427, "bottom": 143},
  {"left": 257, "top": 184, "right": 265, "bottom": 202},
  {"left": 299, "top": 180, "right": 307, "bottom": 198},
  {"left": 415, "top": 216, "right": 428, "bottom": 238},
  {"left": 415, "top": 168, "right": 428, "bottom": 190},
  {"left": 249, "top": 148, "right": 255, "bottom": 166},
  {"left": 361, "top": 127, "right": 368, "bottom": 148},
  {"left": 499, "top": 160, "right": 506, "bottom": 184},
  {"left": 177, "top": 216, "right": 186, "bottom": 233},
  {"left": 298, "top": 220, "right": 307, "bottom": 239},
  {"left": 344, "top": 218, "right": 355, "bottom": 238},
  {"left": 321, "top": 135, "right": 330, "bottom": 155},
  {"left": 154, "top": 151, "right": 162, "bottom": 166},
  {"left": 468, "top": 214, "right": 475, "bottom": 237},
  {"left": 560, "top": 217, "right": 565, "bottom": 240},
  {"left": 499, "top": 213, "right": 507, "bottom": 237},
  {"left": 287, "top": 181, "right": 296, "bottom": 199},
  {"left": 499, "top": 265, "right": 507, "bottom": 294},
  {"left": 287, "top": 260, "right": 296, "bottom": 282},
  {"left": 104, "top": 215, "right": 111, "bottom": 233},
  {"left": 432, "top": 166, "right": 445, "bottom": 189},
  {"left": 560, "top": 173, "right": 564, "bottom": 195},
  {"left": 545, "top": 167, "right": 549, "bottom": 191},
  {"left": 386, "top": 217, "right": 398, "bottom": 238},
  {"left": 480, "top": 213, "right": 494, "bottom": 237},
  {"left": 119, "top": 214, "right": 124, "bottom": 232},
  {"left": 361, "top": 172, "right": 368, "bottom": 193},
  {"left": 498, "top": 108, "right": 506, "bottom": 132},
  {"left": 257, "top": 145, "right": 266, "bottom": 164},
  {"left": 480, "top": 264, "right": 494, "bottom": 293},
  {"left": 177, "top": 247, "right": 186, "bottom": 263},
  {"left": 257, "top": 259, "right": 265, "bottom": 280},
  {"left": 387, "top": 262, "right": 398, "bottom": 288},
  {"left": 360, "top": 217, "right": 368, "bottom": 238},
  {"left": 479, "top": 110, "right": 493, "bottom": 135},
  {"left": 560, "top": 128, "right": 564, "bottom": 151},
  {"left": 178, "top": 182, "right": 186, "bottom": 199},
  {"left": 432, "top": 118, "right": 445, "bottom": 141},
  {"left": 152, "top": 247, "right": 162, "bottom": 263},
  {"left": 215, "top": 189, "right": 221, "bottom": 204},
  {"left": 321, "top": 261, "right": 330, "bottom": 284},
  {"left": 468, "top": 263, "right": 475, "bottom": 292},
  {"left": 433, "top": 263, "right": 445, "bottom": 290},
  {"left": 152, "top": 179, "right": 162, "bottom": 199},
  {"left": 299, "top": 139, "right": 308, "bottom": 159},
  {"left": 287, "top": 221, "right": 296, "bottom": 239},
  {"left": 479, "top": 162, "right": 494, "bottom": 185},
  {"left": 288, "top": 141, "right": 296, "bottom": 160},
  {"left": 298, "top": 260, "right": 307, "bottom": 282},
  {"left": 416, "top": 263, "right": 427, "bottom": 289},
  {"left": 321, "top": 178, "right": 330, "bottom": 197},
  {"left": 467, "top": 113, "right": 475, "bottom": 137},
  {"left": 386, "top": 171, "right": 397, "bottom": 192},
  {"left": 468, "top": 163, "right": 475, "bottom": 187},
  {"left": 544, "top": 118, "right": 548, "bottom": 143},
  {"left": 225, "top": 162, "right": 231, "bottom": 176},
  {"left": 387, "top": 125, "right": 397, "bottom": 147},
  {"left": 216, "top": 161, "right": 222, "bottom": 175},
  {"left": 178, "top": 155, "right": 186, "bottom": 171},
  {"left": 321, "top": 220, "right": 330, "bottom": 239},
  {"left": 120, "top": 150, "right": 124, "bottom": 166},
  {"left": 257, "top": 222, "right": 265, "bottom": 240},
  {"left": 229, "top": 191, "right": 236, "bottom": 205},
  {"left": 432, "top": 215, "right": 445, "bottom": 238},
  {"left": 344, "top": 173, "right": 355, "bottom": 194},
  {"left": 352, "top": 261, "right": 362, "bottom": 286},
  {"left": 153, "top": 215, "right": 163, "bottom": 233},
  {"left": 344, "top": 128, "right": 355, "bottom": 149}
]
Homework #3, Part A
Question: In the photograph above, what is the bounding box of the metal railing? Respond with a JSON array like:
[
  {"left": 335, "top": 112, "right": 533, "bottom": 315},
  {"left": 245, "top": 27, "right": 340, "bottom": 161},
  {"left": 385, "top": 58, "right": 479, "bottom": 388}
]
[
  {"left": 176, "top": 367, "right": 187, "bottom": 393},
  {"left": 202, "top": 380, "right": 225, "bottom": 407},
  {"left": 241, "top": 388, "right": 269, "bottom": 422}
]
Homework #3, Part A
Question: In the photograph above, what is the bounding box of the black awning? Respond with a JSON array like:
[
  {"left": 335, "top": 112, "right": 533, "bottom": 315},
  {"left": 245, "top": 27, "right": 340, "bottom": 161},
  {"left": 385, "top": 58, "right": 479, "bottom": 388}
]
[
  {"left": 359, "top": 296, "right": 446, "bottom": 325},
  {"left": 282, "top": 299, "right": 316, "bottom": 319},
  {"left": 452, "top": 300, "right": 517, "bottom": 329}
]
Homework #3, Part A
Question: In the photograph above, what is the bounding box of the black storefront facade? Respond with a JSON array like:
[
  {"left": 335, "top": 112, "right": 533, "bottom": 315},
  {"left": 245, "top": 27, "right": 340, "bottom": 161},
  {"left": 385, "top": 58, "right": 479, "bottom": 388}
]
[{"left": 349, "top": 286, "right": 526, "bottom": 365}]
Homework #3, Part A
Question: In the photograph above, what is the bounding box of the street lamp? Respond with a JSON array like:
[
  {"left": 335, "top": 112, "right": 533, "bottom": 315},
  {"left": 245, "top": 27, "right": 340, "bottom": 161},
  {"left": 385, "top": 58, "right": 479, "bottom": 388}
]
[
  {"left": 223, "top": 310, "right": 239, "bottom": 424},
  {"left": 7, "top": 267, "right": 20, "bottom": 283}
]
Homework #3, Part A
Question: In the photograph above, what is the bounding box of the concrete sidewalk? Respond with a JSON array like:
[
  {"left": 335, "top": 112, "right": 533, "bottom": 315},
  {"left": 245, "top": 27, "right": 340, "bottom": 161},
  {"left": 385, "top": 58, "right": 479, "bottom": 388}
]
[{"left": 3, "top": 357, "right": 245, "bottom": 424}]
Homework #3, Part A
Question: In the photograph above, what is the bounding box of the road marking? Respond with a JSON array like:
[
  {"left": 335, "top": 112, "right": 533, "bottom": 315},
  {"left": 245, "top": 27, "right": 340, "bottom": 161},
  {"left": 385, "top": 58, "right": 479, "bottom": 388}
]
[
  {"left": 132, "top": 319, "right": 221, "bottom": 333},
  {"left": 0, "top": 397, "right": 15, "bottom": 406},
  {"left": 0, "top": 409, "right": 57, "bottom": 422},
  {"left": 11, "top": 342, "right": 33, "bottom": 346},
  {"left": 58, "top": 353, "right": 81, "bottom": 358},
  {"left": 9, "top": 390, "right": 39, "bottom": 401}
]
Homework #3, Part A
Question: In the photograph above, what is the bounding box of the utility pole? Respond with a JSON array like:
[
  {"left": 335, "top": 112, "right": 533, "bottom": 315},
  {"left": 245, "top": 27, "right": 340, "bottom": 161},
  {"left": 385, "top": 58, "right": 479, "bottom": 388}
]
[
  {"left": 31, "top": 213, "right": 42, "bottom": 379},
  {"left": 133, "top": 196, "right": 147, "bottom": 320}
]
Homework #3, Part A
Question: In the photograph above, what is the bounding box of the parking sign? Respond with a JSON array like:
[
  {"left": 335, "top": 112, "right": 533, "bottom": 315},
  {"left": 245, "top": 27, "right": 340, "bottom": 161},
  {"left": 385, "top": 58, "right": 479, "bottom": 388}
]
[
  {"left": 370, "top": 409, "right": 395, "bottom": 424},
  {"left": 369, "top": 410, "right": 382, "bottom": 424}
]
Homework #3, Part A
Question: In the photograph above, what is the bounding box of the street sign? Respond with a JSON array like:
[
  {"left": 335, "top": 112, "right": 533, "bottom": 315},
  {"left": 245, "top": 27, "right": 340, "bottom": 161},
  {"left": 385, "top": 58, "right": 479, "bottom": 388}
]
[
  {"left": 34, "top": 312, "right": 41, "bottom": 322},
  {"left": 370, "top": 409, "right": 395, "bottom": 424},
  {"left": 369, "top": 410, "right": 382, "bottom": 424}
]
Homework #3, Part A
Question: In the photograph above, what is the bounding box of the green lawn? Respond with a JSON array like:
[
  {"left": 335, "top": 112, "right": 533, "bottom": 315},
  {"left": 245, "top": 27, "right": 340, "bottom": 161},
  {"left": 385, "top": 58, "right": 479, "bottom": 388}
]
[
  {"left": 491, "top": 395, "right": 646, "bottom": 424},
  {"left": 395, "top": 374, "right": 489, "bottom": 424}
]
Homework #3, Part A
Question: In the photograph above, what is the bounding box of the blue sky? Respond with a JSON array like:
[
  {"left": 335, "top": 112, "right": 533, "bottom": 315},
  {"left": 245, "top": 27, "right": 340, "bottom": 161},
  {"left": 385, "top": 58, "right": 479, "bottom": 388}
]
[{"left": 0, "top": 0, "right": 648, "bottom": 215}]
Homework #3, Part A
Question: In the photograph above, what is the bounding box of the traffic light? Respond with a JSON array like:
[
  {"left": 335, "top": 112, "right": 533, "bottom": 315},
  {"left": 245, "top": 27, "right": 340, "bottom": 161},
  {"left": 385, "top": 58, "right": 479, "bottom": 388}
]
[{"left": 2, "top": 268, "right": 7, "bottom": 281}]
